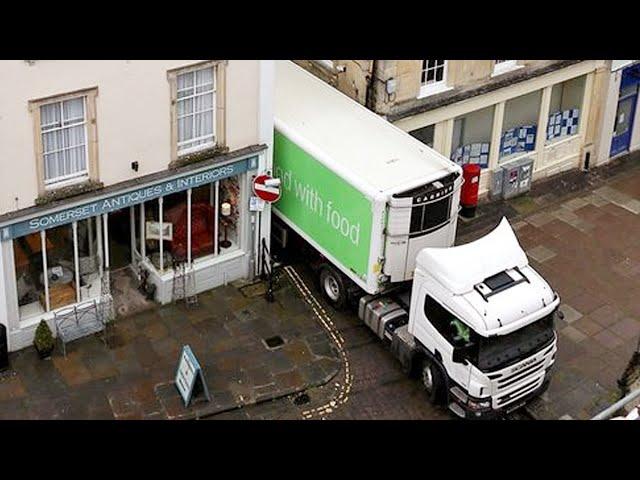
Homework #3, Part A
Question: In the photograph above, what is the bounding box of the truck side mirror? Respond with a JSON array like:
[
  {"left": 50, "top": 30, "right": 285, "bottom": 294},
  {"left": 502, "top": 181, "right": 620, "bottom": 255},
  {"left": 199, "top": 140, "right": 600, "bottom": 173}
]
[
  {"left": 557, "top": 309, "right": 565, "bottom": 321},
  {"left": 452, "top": 347, "right": 468, "bottom": 365}
]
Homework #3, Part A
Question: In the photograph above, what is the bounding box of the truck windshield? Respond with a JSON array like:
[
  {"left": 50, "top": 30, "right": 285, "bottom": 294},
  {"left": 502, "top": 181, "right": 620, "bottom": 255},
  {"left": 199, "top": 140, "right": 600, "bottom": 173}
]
[{"left": 474, "top": 313, "right": 555, "bottom": 372}]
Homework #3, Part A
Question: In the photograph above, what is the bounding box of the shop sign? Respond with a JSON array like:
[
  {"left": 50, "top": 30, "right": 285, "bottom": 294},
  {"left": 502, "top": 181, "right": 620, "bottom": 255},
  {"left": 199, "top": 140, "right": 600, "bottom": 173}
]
[
  {"left": 2, "top": 155, "right": 258, "bottom": 240},
  {"left": 175, "top": 345, "right": 210, "bottom": 407}
]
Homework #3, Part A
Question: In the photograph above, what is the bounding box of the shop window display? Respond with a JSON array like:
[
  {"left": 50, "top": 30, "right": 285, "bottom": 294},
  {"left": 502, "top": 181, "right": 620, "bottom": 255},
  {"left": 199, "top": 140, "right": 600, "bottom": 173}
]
[
  {"left": 13, "top": 232, "right": 47, "bottom": 319},
  {"left": 450, "top": 106, "right": 494, "bottom": 168},
  {"left": 144, "top": 199, "right": 163, "bottom": 270},
  {"left": 76, "top": 218, "right": 101, "bottom": 301},
  {"left": 162, "top": 191, "right": 188, "bottom": 265},
  {"left": 219, "top": 176, "right": 240, "bottom": 251},
  {"left": 546, "top": 75, "right": 586, "bottom": 143},
  {"left": 43, "top": 224, "right": 77, "bottom": 311},
  {"left": 191, "top": 184, "right": 216, "bottom": 260},
  {"left": 500, "top": 90, "right": 542, "bottom": 161}
]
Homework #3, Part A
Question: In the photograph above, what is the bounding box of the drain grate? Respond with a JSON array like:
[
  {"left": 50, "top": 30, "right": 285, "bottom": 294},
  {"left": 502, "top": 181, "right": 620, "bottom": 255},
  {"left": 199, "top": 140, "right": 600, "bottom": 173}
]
[
  {"left": 263, "top": 335, "right": 285, "bottom": 350},
  {"left": 293, "top": 392, "right": 310, "bottom": 405}
]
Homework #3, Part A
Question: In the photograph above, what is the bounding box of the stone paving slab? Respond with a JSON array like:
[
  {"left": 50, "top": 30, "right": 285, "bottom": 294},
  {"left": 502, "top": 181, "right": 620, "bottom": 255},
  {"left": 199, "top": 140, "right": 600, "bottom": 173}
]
[
  {"left": 461, "top": 152, "right": 640, "bottom": 420},
  {"left": 0, "top": 276, "right": 340, "bottom": 420}
]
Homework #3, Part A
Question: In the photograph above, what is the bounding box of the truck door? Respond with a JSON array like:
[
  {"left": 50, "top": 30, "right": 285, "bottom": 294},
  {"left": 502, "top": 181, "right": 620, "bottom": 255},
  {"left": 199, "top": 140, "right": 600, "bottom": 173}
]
[{"left": 412, "top": 287, "right": 471, "bottom": 389}]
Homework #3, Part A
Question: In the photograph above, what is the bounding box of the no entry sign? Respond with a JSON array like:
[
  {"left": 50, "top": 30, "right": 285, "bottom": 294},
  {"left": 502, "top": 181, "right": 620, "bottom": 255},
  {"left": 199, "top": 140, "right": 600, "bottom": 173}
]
[{"left": 253, "top": 174, "right": 281, "bottom": 203}]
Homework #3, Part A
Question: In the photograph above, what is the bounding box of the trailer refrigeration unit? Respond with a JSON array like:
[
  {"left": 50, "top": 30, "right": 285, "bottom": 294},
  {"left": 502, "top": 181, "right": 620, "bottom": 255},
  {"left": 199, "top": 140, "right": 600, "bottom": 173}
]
[{"left": 272, "top": 61, "right": 561, "bottom": 418}]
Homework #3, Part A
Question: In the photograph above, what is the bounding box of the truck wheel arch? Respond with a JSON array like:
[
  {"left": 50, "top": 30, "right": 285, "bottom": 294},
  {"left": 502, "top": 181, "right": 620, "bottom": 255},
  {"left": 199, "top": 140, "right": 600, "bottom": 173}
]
[{"left": 413, "top": 344, "right": 450, "bottom": 402}]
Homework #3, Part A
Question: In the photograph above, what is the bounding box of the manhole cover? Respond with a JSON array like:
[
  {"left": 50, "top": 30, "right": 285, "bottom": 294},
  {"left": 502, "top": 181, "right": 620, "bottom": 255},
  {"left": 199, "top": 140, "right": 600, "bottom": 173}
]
[
  {"left": 293, "top": 393, "right": 310, "bottom": 405},
  {"left": 263, "top": 335, "right": 285, "bottom": 350}
]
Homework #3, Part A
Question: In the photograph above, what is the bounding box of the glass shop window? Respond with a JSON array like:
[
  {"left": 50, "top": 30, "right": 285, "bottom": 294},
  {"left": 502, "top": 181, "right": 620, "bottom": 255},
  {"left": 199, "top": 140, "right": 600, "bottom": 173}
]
[
  {"left": 13, "top": 232, "right": 47, "bottom": 319},
  {"left": 450, "top": 105, "right": 494, "bottom": 169},
  {"left": 218, "top": 176, "right": 241, "bottom": 252},
  {"left": 409, "top": 124, "right": 435, "bottom": 148},
  {"left": 43, "top": 224, "right": 77, "bottom": 311},
  {"left": 162, "top": 190, "right": 188, "bottom": 266},
  {"left": 76, "top": 217, "right": 101, "bottom": 301},
  {"left": 144, "top": 199, "right": 162, "bottom": 270},
  {"left": 191, "top": 183, "right": 216, "bottom": 260},
  {"left": 546, "top": 75, "right": 586, "bottom": 144},
  {"left": 499, "top": 90, "right": 543, "bottom": 162}
]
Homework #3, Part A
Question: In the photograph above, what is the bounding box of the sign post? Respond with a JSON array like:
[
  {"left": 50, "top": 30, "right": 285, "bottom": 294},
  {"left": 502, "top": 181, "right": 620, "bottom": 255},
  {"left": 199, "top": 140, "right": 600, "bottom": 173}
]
[
  {"left": 252, "top": 174, "right": 281, "bottom": 281},
  {"left": 175, "top": 345, "right": 211, "bottom": 407}
]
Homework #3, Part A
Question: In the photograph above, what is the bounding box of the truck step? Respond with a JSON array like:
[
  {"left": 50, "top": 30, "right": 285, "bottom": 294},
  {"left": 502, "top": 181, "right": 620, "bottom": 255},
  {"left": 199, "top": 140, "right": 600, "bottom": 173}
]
[{"left": 448, "top": 402, "right": 466, "bottom": 418}]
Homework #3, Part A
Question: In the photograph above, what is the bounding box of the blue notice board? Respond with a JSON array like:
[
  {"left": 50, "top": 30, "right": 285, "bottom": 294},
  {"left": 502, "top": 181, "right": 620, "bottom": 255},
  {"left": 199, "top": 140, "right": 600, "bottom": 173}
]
[{"left": 175, "top": 345, "right": 211, "bottom": 407}]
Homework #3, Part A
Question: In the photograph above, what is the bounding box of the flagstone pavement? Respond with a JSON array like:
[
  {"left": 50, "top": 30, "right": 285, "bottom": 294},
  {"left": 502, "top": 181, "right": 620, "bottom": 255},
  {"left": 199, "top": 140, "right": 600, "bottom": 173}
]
[{"left": 0, "top": 278, "right": 341, "bottom": 420}]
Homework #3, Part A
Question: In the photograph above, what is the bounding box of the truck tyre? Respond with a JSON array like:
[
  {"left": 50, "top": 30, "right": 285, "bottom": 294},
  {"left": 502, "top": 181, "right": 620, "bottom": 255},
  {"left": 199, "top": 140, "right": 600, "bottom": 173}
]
[
  {"left": 421, "top": 358, "right": 446, "bottom": 405},
  {"left": 319, "top": 265, "right": 348, "bottom": 310}
]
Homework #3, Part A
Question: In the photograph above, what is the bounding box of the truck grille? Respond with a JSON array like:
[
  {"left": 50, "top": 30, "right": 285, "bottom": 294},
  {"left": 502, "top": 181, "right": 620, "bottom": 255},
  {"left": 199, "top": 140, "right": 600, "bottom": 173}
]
[{"left": 489, "top": 341, "right": 555, "bottom": 410}]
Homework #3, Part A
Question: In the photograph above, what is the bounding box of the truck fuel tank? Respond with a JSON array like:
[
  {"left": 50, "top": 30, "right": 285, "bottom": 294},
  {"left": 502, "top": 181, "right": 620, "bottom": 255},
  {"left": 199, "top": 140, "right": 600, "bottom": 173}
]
[{"left": 359, "top": 295, "right": 408, "bottom": 341}]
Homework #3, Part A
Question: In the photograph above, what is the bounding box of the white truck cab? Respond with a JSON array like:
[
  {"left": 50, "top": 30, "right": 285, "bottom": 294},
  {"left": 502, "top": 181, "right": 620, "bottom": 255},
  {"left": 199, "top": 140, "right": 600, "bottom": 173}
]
[{"left": 407, "top": 217, "right": 560, "bottom": 418}]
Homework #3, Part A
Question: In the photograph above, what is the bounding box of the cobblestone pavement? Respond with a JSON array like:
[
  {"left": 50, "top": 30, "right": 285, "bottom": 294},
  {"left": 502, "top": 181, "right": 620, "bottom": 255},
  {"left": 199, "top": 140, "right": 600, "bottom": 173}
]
[
  {"left": 215, "top": 153, "right": 640, "bottom": 421},
  {"left": 209, "top": 264, "right": 450, "bottom": 420},
  {"left": 0, "top": 277, "right": 340, "bottom": 420},
  {"left": 458, "top": 153, "right": 640, "bottom": 420}
]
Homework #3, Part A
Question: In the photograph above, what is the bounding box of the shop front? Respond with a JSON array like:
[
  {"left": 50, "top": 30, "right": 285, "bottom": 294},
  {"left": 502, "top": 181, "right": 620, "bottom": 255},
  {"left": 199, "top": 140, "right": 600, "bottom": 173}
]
[{"left": 0, "top": 150, "right": 265, "bottom": 351}]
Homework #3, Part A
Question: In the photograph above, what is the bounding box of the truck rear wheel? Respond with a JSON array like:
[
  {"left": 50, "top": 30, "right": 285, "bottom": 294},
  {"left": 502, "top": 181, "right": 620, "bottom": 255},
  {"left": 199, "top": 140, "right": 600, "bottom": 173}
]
[
  {"left": 421, "top": 358, "right": 446, "bottom": 405},
  {"left": 319, "top": 265, "right": 348, "bottom": 310}
]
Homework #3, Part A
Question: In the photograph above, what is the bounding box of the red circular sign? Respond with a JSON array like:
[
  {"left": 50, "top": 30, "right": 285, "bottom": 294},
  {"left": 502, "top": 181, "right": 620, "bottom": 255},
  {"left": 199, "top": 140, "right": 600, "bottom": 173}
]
[{"left": 253, "top": 174, "right": 281, "bottom": 203}]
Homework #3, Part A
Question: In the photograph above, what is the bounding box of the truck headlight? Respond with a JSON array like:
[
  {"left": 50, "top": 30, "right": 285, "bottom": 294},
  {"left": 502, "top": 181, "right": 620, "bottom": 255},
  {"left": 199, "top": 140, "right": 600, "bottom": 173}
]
[{"left": 467, "top": 399, "right": 492, "bottom": 411}]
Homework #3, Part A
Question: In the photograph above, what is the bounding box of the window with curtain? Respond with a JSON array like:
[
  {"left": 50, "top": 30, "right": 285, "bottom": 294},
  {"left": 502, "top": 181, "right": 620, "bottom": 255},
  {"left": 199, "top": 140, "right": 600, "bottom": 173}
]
[
  {"left": 177, "top": 66, "right": 216, "bottom": 154},
  {"left": 40, "top": 97, "right": 88, "bottom": 186}
]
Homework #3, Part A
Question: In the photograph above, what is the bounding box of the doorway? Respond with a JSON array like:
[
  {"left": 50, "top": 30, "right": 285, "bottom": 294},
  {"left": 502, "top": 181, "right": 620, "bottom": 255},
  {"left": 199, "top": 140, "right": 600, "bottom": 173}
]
[
  {"left": 611, "top": 67, "right": 640, "bottom": 157},
  {"left": 107, "top": 208, "right": 133, "bottom": 271}
]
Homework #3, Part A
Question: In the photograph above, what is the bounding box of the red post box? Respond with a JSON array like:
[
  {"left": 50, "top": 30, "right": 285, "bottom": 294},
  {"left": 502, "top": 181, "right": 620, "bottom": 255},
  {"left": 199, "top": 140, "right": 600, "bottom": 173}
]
[{"left": 460, "top": 164, "right": 481, "bottom": 218}]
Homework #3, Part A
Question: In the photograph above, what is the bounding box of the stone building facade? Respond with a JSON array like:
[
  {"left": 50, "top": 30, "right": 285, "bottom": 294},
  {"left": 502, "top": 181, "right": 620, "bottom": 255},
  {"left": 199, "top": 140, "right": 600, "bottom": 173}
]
[{"left": 296, "top": 60, "right": 612, "bottom": 197}]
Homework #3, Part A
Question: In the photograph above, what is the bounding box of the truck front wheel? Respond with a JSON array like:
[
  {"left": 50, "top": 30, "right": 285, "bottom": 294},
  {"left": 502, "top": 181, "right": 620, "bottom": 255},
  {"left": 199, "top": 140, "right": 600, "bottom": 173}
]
[
  {"left": 319, "top": 265, "right": 348, "bottom": 310},
  {"left": 421, "top": 358, "right": 446, "bottom": 405}
]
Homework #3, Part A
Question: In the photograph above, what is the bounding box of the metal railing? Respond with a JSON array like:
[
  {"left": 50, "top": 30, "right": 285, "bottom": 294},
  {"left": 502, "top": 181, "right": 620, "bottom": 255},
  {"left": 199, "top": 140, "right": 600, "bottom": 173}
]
[{"left": 591, "top": 387, "right": 640, "bottom": 420}]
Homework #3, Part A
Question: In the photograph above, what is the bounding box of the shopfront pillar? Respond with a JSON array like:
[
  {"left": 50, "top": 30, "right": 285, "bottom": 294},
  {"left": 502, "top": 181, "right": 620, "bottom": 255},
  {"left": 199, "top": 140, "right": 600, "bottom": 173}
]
[
  {"left": 187, "top": 188, "right": 192, "bottom": 267},
  {"left": 158, "top": 196, "right": 164, "bottom": 272},
  {"left": 488, "top": 101, "right": 505, "bottom": 171},
  {"left": 535, "top": 86, "right": 553, "bottom": 169},
  {"left": 40, "top": 230, "right": 50, "bottom": 312}
]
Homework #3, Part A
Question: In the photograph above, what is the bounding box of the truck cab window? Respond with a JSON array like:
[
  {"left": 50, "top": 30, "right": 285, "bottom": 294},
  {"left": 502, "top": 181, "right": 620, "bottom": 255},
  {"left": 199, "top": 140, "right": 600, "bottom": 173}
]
[{"left": 424, "top": 295, "right": 469, "bottom": 347}]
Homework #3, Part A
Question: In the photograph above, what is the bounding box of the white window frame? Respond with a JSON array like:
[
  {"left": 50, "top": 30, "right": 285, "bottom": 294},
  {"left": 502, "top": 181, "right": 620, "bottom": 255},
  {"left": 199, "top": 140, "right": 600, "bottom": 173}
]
[
  {"left": 492, "top": 60, "right": 522, "bottom": 77},
  {"left": 176, "top": 65, "right": 217, "bottom": 156},
  {"left": 419, "top": 60, "right": 451, "bottom": 98},
  {"left": 40, "top": 96, "right": 90, "bottom": 188}
]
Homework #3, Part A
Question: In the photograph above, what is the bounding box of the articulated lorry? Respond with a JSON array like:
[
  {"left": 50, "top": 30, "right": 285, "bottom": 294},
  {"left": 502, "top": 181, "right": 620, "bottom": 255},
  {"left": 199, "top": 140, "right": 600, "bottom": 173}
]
[{"left": 272, "top": 61, "right": 561, "bottom": 418}]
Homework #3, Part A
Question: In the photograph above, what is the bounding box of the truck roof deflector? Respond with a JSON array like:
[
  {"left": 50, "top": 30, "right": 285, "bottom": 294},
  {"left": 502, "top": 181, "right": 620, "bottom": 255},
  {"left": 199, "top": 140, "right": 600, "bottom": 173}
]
[{"left": 416, "top": 217, "right": 528, "bottom": 295}]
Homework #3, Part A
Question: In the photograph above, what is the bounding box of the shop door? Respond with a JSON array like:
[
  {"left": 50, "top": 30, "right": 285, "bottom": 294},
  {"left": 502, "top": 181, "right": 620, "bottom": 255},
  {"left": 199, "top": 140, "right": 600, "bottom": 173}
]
[
  {"left": 611, "top": 92, "right": 637, "bottom": 157},
  {"left": 108, "top": 209, "right": 132, "bottom": 270},
  {"left": 611, "top": 66, "right": 640, "bottom": 157}
]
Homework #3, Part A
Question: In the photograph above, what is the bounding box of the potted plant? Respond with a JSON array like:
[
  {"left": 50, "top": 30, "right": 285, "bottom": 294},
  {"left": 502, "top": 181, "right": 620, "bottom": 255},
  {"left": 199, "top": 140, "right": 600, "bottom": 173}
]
[{"left": 33, "top": 320, "right": 55, "bottom": 359}]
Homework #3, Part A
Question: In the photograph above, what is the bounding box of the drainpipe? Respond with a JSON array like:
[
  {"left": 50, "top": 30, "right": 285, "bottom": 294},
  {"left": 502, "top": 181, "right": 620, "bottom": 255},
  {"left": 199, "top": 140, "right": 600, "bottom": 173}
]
[{"left": 366, "top": 60, "right": 382, "bottom": 112}]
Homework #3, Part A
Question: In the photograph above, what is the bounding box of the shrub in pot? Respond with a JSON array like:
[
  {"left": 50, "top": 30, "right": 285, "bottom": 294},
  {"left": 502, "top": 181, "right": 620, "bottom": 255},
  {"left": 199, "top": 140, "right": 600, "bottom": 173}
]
[{"left": 34, "top": 320, "right": 55, "bottom": 359}]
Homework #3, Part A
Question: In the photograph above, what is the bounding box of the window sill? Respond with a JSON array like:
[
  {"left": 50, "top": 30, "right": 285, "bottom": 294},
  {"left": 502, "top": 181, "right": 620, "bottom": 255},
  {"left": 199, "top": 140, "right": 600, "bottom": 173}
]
[
  {"left": 44, "top": 174, "right": 90, "bottom": 191},
  {"left": 498, "top": 150, "right": 536, "bottom": 166},
  {"left": 544, "top": 133, "right": 581, "bottom": 148},
  {"left": 35, "top": 179, "right": 103, "bottom": 206},
  {"left": 491, "top": 64, "right": 524, "bottom": 77},
  {"left": 171, "top": 144, "right": 228, "bottom": 169},
  {"left": 142, "top": 247, "right": 246, "bottom": 281},
  {"left": 417, "top": 83, "right": 453, "bottom": 99}
]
